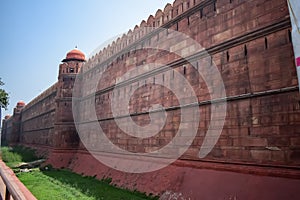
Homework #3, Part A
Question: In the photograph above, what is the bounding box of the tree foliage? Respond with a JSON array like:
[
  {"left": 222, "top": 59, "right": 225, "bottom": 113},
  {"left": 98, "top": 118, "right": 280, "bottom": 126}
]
[{"left": 0, "top": 78, "right": 9, "bottom": 109}]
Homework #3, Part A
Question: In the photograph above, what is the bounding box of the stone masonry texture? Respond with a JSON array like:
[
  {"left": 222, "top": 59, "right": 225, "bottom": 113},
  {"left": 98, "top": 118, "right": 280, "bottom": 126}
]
[{"left": 1, "top": 0, "right": 300, "bottom": 198}]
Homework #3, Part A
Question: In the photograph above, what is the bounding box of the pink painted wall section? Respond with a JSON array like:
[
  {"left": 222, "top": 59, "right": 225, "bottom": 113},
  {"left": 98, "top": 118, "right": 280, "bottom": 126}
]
[
  {"left": 296, "top": 57, "right": 300, "bottom": 67},
  {"left": 288, "top": 0, "right": 300, "bottom": 91}
]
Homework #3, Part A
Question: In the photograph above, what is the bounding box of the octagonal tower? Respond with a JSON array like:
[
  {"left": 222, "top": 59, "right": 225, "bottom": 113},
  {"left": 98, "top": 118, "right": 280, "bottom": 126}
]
[{"left": 55, "top": 48, "right": 86, "bottom": 149}]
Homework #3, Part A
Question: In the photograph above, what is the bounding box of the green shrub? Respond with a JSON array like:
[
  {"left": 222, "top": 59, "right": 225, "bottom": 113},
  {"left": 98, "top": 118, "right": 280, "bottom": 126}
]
[
  {"left": 12, "top": 145, "right": 41, "bottom": 162},
  {"left": 1, "top": 146, "right": 41, "bottom": 167},
  {"left": 1, "top": 146, "right": 22, "bottom": 163}
]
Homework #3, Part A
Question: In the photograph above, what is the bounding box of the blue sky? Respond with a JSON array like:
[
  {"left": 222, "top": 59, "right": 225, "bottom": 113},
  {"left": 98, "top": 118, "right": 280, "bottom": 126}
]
[{"left": 0, "top": 0, "right": 171, "bottom": 117}]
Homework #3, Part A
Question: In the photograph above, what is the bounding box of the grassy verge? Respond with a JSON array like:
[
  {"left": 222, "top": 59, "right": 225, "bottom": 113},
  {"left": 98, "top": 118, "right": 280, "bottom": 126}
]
[
  {"left": 1, "top": 146, "right": 158, "bottom": 200},
  {"left": 17, "top": 169, "right": 156, "bottom": 200},
  {"left": 1, "top": 146, "right": 40, "bottom": 168}
]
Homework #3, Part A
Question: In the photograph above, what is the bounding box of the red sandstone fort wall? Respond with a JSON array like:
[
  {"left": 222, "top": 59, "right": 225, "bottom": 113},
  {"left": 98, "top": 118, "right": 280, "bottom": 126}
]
[
  {"left": 85, "top": 0, "right": 290, "bottom": 69},
  {"left": 20, "top": 83, "right": 57, "bottom": 147},
  {"left": 74, "top": 0, "right": 300, "bottom": 167},
  {"left": 1, "top": 117, "right": 13, "bottom": 145},
  {"left": 1, "top": 0, "right": 300, "bottom": 198},
  {"left": 1, "top": 0, "right": 300, "bottom": 175}
]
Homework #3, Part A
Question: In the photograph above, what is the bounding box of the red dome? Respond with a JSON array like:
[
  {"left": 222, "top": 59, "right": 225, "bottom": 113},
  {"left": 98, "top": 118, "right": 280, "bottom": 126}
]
[
  {"left": 62, "top": 48, "right": 85, "bottom": 62},
  {"left": 17, "top": 101, "right": 25, "bottom": 107}
]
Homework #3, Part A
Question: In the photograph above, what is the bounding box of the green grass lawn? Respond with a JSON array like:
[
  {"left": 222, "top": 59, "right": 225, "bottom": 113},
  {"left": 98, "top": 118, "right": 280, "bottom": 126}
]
[
  {"left": 1, "top": 146, "right": 158, "bottom": 200},
  {"left": 1, "top": 146, "right": 40, "bottom": 168},
  {"left": 17, "top": 169, "right": 155, "bottom": 200}
]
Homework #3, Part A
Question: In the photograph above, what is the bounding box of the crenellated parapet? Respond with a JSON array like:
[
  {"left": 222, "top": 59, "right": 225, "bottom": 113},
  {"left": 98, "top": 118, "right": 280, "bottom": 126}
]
[
  {"left": 85, "top": 0, "right": 204, "bottom": 69},
  {"left": 1, "top": 2, "right": 300, "bottom": 194},
  {"left": 83, "top": 0, "right": 287, "bottom": 79},
  {"left": 82, "top": 0, "right": 246, "bottom": 72},
  {"left": 22, "top": 83, "right": 57, "bottom": 113},
  {"left": 74, "top": 0, "right": 300, "bottom": 169}
]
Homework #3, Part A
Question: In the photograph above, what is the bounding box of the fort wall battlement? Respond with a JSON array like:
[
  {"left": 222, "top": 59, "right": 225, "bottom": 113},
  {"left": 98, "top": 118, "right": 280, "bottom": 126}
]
[
  {"left": 74, "top": 0, "right": 300, "bottom": 166},
  {"left": 1, "top": 0, "right": 300, "bottom": 197},
  {"left": 85, "top": 0, "right": 290, "bottom": 72}
]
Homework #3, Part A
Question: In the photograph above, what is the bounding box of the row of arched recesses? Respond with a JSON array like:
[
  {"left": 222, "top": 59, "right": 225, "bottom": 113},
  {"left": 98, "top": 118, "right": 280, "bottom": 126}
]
[{"left": 62, "top": 67, "right": 80, "bottom": 74}]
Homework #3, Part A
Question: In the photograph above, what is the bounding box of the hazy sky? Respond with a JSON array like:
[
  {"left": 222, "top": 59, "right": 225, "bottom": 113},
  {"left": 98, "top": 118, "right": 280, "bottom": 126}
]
[{"left": 0, "top": 0, "right": 171, "bottom": 117}]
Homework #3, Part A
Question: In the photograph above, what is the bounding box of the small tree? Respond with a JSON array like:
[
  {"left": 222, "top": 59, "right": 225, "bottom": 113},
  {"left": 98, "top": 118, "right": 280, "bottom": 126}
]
[{"left": 0, "top": 78, "right": 9, "bottom": 110}]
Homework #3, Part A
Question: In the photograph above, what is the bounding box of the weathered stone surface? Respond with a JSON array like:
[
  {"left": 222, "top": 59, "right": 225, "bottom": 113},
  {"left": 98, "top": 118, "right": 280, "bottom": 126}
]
[{"left": 1, "top": 0, "right": 300, "bottom": 197}]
